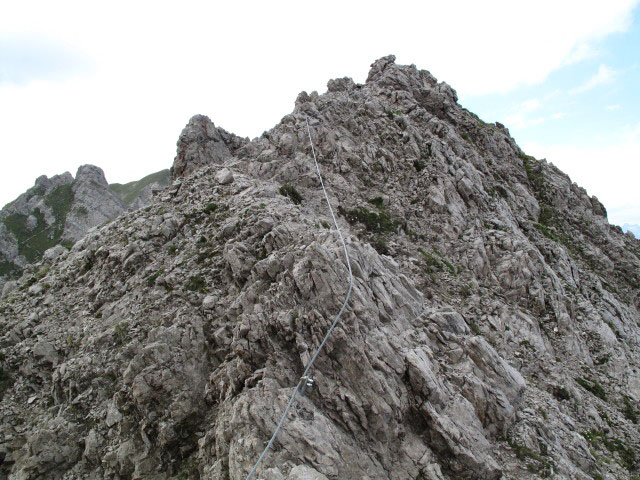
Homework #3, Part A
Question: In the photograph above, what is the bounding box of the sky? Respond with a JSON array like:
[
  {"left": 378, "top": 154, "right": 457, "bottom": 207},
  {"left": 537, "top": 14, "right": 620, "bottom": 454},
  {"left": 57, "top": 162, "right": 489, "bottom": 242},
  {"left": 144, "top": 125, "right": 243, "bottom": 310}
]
[{"left": 1, "top": 0, "right": 639, "bottom": 229}]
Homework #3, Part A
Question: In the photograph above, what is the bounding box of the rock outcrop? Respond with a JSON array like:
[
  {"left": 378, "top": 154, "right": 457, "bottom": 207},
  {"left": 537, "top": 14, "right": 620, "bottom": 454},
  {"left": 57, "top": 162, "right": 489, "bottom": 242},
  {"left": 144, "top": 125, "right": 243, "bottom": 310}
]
[
  {"left": 62, "top": 165, "right": 128, "bottom": 242},
  {"left": 0, "top": 56, "right": 638, "bottom": 480},
  {"left": 171, "top": 114, "right": 247, "bottom": 179}
]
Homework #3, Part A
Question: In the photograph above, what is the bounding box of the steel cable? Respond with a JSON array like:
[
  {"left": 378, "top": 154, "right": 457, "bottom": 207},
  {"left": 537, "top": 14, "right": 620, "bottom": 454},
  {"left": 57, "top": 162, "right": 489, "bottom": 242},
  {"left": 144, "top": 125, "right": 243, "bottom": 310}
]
[{"left": 244, "top": 118, "right": 354, "bottom": 480}]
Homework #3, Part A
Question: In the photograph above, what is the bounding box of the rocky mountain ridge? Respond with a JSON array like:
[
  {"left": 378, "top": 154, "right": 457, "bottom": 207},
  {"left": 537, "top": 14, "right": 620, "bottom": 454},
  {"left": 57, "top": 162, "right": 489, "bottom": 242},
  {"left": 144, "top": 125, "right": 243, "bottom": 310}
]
[
  {"left": 0, "top": 56, "right": 638, "bottom": 480},
  {"left": 0, "top": 167, "right": 169, "bottom": 292},
  {"left": 622, "top": 224, "right": 640, "bottom": 238}
]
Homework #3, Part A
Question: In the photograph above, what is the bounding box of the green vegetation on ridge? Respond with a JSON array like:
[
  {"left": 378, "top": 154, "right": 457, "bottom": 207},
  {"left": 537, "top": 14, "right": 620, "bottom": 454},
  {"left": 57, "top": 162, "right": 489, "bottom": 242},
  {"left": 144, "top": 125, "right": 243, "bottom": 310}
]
[
  {"left": 1, "top": 183, "right": 75, "bottom": 265},
  {"left": 109, "top": 169, "right": 170, "bottom": 205}
]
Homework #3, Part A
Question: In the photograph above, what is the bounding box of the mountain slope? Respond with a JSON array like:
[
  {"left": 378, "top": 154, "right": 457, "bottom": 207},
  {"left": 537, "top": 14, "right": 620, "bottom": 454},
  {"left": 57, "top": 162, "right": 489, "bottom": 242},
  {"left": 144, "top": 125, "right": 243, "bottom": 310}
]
[
  {"left": 0, "top": 167, "right": 170, "bottom": 291},
  {"left": 0, "top": 56, "right": 638, "bottom": 480},
  {"left": 109, "top": 169, "right": 170, "bottom": 210}
]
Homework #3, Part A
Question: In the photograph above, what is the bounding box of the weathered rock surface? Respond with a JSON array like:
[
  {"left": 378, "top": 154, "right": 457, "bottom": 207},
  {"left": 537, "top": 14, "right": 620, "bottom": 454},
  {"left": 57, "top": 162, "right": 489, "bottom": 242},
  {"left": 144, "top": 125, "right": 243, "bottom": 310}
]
[
  {"left": 171, "top": 114, "right": 248, "bottom": 179},
  {"left": 63, "top": 165, "right": 128, "bottom": 242},
  {"left": 0, "top": 56, "right": 639, "bottom": 480}
]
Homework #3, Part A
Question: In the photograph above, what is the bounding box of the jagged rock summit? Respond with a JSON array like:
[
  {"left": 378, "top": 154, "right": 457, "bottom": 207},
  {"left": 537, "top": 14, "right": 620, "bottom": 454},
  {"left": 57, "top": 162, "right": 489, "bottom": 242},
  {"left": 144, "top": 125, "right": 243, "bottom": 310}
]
[
  {"left": 0, "top": 56, "right": 638, "bottom": 480},
  {"left": 171, "top": 114, "right": 247, "bottom": 179}
]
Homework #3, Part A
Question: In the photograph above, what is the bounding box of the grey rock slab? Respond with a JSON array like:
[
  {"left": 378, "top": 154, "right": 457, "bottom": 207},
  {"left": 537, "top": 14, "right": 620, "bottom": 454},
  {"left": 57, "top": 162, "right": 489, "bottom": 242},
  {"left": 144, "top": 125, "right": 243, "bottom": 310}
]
[
  {"left": 287, "top": 465, "right": 329, "bottom": 480},
  {"left": 215, "top": 167, "right": 234, "bottom": 185}
]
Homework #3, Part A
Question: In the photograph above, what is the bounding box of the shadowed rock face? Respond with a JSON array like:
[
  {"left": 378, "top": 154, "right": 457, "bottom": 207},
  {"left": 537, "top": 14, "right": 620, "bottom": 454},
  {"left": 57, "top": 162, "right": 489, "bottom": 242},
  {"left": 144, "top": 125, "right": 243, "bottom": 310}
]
[{"left": 1, "top": 57, "right": 639, "bottom": 480}]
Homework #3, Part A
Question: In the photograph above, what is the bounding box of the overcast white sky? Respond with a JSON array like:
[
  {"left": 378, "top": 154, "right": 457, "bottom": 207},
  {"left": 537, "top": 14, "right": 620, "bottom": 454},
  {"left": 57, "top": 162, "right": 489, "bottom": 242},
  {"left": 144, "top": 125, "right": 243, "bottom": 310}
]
[{"left": 1, "top": 0, "right": 639, "bottom": 227}]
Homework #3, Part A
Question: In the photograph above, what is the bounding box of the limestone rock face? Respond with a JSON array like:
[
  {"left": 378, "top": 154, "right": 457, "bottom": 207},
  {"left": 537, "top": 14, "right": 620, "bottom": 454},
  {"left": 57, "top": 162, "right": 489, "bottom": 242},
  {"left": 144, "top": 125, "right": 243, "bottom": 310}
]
[
  {"left": 0, "top": 57, "right": 639, "bottom": 480},
  {"left": 63, "top": 165, "right": 127, "bottom": 242}
]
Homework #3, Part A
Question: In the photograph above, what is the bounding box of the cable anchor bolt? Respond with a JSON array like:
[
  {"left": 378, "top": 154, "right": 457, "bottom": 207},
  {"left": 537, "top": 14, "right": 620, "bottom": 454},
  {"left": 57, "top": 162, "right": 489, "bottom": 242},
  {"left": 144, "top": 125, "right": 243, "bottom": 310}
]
[{"left": 300, "top": 376, "right": 316, "bottom": 388}]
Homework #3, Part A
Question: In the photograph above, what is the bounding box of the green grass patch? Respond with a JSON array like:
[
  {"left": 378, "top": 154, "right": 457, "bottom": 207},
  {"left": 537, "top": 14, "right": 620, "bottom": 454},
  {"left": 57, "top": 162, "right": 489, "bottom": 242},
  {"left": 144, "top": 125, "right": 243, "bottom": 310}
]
[
  {"left": 441, "top": 258, "right": 458, "bottom": 276},
  {"left": 520, "top": 152, "right": 545, "bottom": 196},
  {"left": 146, "top": 268, "right": 165, "bottom": 287},
  {"left": 539, "top": 204, "right": 555, "bottom": 226},
  {"left": 109, "top": 169, "right": 170, "bottom": 205},
  {"left": 185, "top": 275, "right": 207, "bottom": 293},
  {"left": 0, "top": 259, "right": 18, "bottom": 278},
  {"left": 2, "top": 210, "right": 57, "bottom": 262},
  {"left": 114, "top": 321, "right": 130, "bottom": 345},
  {"left": 418, "top": 247, "right": 441, "bottom": 270},
  {"left": 622, "top": 396, "right": 638, "bottom": 424},
  {"left": 338, "top": 205, "right": 398, "bottom": 233},
  {"left": 204, "top": 202, "right": 218, "bottom": 214},
  {"left": 576, "top": 377, "right": 607, "bottom": 401},
  {"left": 417, "top": 247, "right": 458, "bottom": 275},
  {"left": 44, "top": 183, "right": 74, "bottom": 226},
  {"left": 368, "top": 197, "right": 385, "bottom": 209},
  {"left": 582, "top": 429, "right": 636, "bottom": 470},
  {"left": 279, "top": 183, "right": 303, "bottom": 205},
  {"left": 509, "top": 441, "right": 553, "bottom": 477},
  {"left": 1, "top": 183, "right": 74, "bottom": 263}
]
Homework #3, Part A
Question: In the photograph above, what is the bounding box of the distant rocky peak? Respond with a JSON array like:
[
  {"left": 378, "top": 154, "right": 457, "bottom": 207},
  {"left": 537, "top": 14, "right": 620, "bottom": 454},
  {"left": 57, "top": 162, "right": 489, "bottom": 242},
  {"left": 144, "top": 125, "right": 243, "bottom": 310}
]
[
  {"left": 365, "top": 54, "right": 398, "bottom": 83},
  {"left": 33, "top": 172, "right": 74, "bottom": 195},
  {"left": 0, "top": 165, "right": 170, "bottom": 289},
  {"left": 34, "top": 172, "right": 74, "bottom": 191},
  {"left": 75, "top": 164, "right": 108, "bottom": 186}
]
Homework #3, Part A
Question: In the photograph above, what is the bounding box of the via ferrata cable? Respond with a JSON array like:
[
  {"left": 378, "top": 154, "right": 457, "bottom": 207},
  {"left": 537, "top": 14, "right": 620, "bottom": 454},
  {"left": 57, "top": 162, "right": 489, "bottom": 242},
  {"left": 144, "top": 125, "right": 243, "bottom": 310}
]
[{"left": 244, "top": 118, "right": 354, "bottom": 480}]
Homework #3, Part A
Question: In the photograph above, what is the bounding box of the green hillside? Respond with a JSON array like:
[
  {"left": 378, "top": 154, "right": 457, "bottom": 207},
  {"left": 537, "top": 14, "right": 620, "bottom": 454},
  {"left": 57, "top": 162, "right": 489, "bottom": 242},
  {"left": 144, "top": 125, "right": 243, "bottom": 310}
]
[{"left": 109, "top": 169, "right": 170, "bottom": 205}]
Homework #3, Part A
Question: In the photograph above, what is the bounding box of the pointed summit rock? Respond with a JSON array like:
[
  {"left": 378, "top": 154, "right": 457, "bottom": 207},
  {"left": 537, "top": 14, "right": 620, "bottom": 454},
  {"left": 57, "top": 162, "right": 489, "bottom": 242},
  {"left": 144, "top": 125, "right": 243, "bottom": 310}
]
[{"left": 171, "top": 114, "right": 247, "bottom": 179}]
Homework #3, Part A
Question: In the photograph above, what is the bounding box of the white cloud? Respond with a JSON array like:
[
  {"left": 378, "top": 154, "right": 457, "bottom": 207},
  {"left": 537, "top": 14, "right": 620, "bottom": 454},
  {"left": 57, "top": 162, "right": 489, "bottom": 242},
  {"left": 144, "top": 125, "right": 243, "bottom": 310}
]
[
  {"left": 606, "top": 104, "right": 621, "bottom": 110},
  {"left": 562, "top": 42, "right": 600, "bottom": 65},
  {"left": 504, "top": 99, "right": 545, "bottom": 128},
  {"left": 625, "top": 122, "right": 640, "bottom": 141},
  {"left": 0, "top": 34, "right": 89, "bottom": 85},
  {"left": 0, "top": 0, "right": 638, "bottom": 207},
  {"left": 523, "top": 135, "right": 640, "bottom": 225},
  {"left": 522, "top": 99, "right": 541, "bottom": 112},
  {"left": 551, "top": 112, "right": 567, "bottom": 119},
  {"left": 570, "top": 64, "right": 619, "bottom": 94}
]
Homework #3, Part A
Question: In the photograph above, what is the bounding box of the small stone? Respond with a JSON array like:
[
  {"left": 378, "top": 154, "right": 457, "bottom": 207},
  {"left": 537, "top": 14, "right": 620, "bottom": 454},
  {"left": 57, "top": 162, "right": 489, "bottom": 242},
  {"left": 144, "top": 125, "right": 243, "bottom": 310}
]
[
  {"left": 32, "top": 340, "right": 57, "bottom": 364},
  {"left": 288, "top": 465, "right": 329, "bottom": 480},
  {"left": 43, "top": 245, "right": 68, "bottom": 261},
  {"left": 263, "top": 468, "right": 286, "bottom": 480},
  {"left": 1, "top": 280, "right": 17, "bottom": 298},
  {"left": 215, "top": 168, "right": 234, "bottom": 185},
  {"left": 106, "top": 404, "right": 123, "bottom": 427},
  {"left": 202, "top": 295, "right": 218, "bottom": 310},
  {"left": 28, "top": 284, "right": 44, "bottom": 296}
]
